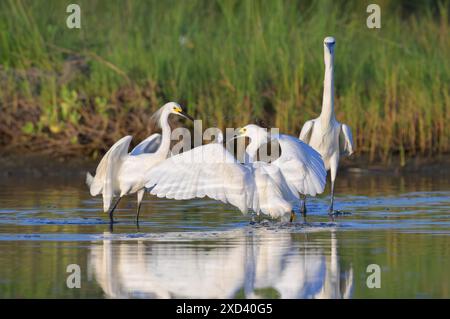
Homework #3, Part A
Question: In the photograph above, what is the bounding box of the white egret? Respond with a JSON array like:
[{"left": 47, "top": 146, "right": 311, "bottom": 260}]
[
  {"left": 86, "top": 102, "right": 193, "bottom": 223},
  {"left": 299, "top": 36, "right": 355, "bottom": 217},
  {"left": 145, "top": 124, "right": 326, "bottom": 221}
]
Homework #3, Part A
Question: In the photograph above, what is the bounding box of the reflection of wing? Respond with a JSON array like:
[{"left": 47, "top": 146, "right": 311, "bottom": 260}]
[
  {"left": 89, "top": 230, "right": 354, "bottom": 299},
  {"left": 299, "top": 119, "right": 315, "bottom": 144},
  {"left": 145, "top": 143, "right": 254, "bottom": 214},
  {"left": 88, "top": 231, "right": 248, "bottom": 298},
  {"left": 130, "top": 133, "right": 162, "bottom": 155},
  {"left": 272, "top": 134, "right": 326, "bottom": 197},
  {"left": 339, "top": 124, "right": 354, "bottom": 156},
  {"left": 252, "top": 240, "right": 326, "bottom": 299},
  {"left": 89, "top": 136, "right": 132, "bottom": 212}
]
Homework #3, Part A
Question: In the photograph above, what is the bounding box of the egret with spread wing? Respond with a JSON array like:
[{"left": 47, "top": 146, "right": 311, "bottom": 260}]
[
  {"left": 86, "top": 102, "right": 193, "bottom": 223},
  {"left": 299, "top": 37, "right": 355, "bottom": 217},
  {"left": 145, "top": 124, "right": 326, "bottom": 221},
  {"left": 86, "top": 133, "right": 162, "bottom": 187}
]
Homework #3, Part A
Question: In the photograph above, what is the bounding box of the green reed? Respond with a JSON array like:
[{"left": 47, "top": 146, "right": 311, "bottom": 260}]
[{"left": 0, "top": 0, "right": 448, "bottom": 163}]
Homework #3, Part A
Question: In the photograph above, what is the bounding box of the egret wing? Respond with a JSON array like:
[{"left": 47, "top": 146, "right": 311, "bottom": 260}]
[
  {"left": 145, "top": 143, "right": 254, "bottom": 214},
  {"left": 251, "top": 162, "right": 295, "bottom": 218},
  {"left": 299, "top": 119, "right": 315, "bottom": 144},
  {"left": 339, "top": 124, "right": 354, "bottom": 156},
  {"left": 272, "top": 134, "right": 326, "bottom": 197},
  {"left": 86, "top": 172, "right": 94, "bottom": 188},
  {"left": 130, "top": 133, "right": 162, "bottom": 155},
  {"left": 89, "top": 135, "right": 133, "bottom": 212}
]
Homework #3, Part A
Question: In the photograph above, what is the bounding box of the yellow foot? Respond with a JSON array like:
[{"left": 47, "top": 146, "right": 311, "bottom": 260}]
[{"left": 290, "top": 211, "right": 296, "bottom": 223}]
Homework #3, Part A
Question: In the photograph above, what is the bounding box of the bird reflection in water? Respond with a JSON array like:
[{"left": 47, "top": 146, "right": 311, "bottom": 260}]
[{"left": 88, "top": 230, "right": 353, "bottom": 299}]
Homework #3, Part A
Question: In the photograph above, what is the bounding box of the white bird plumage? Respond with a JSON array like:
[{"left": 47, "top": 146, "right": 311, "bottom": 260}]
[
  {"left": 86, "top": 102, "right": 193, "bottom": 223},
  {"left": 299, "top": 36, "right": 355, "bottom": 216},
  {"left": 129, "top": 133, "right": 162, "bottom": 156},
  {"left": 145, "top": 124, "right": 326, "bottom": 220}
]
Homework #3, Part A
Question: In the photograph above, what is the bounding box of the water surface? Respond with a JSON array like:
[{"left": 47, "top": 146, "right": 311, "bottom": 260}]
[{"left": 0, "top": 170, "right": 449, "bottom": 298}]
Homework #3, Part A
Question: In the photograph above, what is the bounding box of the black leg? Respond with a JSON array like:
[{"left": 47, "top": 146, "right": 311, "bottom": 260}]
[
  {"left": 300, "top": 194, "right": 307, "bottom": 219},
  {"left": 328, "top": 181, "right": 335, "bottom": 221},
  {"left": 109, "top": 197, "right": 121, "bottom": 224},
  {"left": 136, "top": 202, "right": 142, "bottom": 225},
  {"left": 329, "top": 182, "right": 335, "bottom": 212},
  {"left": 135, "top": 190, "right": 144, "bottom": 226}
]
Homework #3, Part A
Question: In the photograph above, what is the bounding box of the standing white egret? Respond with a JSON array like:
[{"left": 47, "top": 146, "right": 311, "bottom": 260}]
[
  {"left": 145, "top": 124, "right": 326, "bottom": 221},
  {"left": 299, "top": 36, "right": 355, "bottom": 217},
  {"left": 86, "top": 102, "right": 193, "bottom": 223}
]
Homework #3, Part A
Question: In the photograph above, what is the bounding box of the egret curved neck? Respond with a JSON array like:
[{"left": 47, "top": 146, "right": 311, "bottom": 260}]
[
  {"left": 245, "top": 142, "right": 259, "bottom": 163},
  {"left": 320, "top": 50, "right": 335, "bottom": 124},
  {"left": 245, "top": 136, "right": 267, "bottom": 163},
  {"left": 155, "top": 111, "right": 172, "bottom": 158}
]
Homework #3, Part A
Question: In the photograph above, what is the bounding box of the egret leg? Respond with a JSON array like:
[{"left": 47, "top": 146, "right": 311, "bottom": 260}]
[
  {"left": 109, "top": 197, "right": 121, "bottom": 224},
  {"left": 328, "top": 180, "right": 336, "bottom": 221},
  {"left": 328, "top": 155, "right": 339, "bottom": 221},
  {"left": 300, "top": 194, "right": 307, "bottom": 218},
  {"left": 135, "top": 189, "right": 144, "bottom": 225}
]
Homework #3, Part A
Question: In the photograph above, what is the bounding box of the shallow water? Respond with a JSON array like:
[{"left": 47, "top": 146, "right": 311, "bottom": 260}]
[{"left": 0, "top": 170, "right": 449, "bottom": 298}]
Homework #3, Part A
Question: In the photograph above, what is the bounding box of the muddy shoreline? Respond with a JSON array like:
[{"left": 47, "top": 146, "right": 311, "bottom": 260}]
[{"left": 0, "top": 153, "right": 449, "bottom": 179}]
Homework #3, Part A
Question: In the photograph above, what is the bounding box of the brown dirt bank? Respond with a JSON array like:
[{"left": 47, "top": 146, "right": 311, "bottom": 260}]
[{"left": 0, "top": 153, "right": 449, "bottom": 179}]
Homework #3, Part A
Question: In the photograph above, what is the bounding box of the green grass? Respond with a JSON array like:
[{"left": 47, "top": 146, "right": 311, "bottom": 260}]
[{"left": 0, "top": 0, "right": 449, "bottom": 163}]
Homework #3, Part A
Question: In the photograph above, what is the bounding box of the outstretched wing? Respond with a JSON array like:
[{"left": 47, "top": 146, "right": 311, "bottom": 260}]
[
  {"left": 130, "top": 133, "right": 162, "bottom": 155},
  {"left": 299, "top": 119, "right": 315, "bottom": 144},
  {"left": 272, "top": 134, "right": 326, "bottom": 197},
  {"left": 89, "top": 135, "right": 133, "bottom": 212},
  {"left": 339, "top": 124, "right": 354, "bottom": 156},
  {"left": 251, "top": 162, "right": 296, "bottom": 218},
  {"left": 145, "top": 143, "right": 254, "bottom": 214},
  {"left": 86, "top": 172, "right": 94, "bottom": 188}
]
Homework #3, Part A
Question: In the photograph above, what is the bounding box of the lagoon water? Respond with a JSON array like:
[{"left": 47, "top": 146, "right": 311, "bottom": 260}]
[{"left": 0, "top": 170, "right": 449, "bottom": 298}]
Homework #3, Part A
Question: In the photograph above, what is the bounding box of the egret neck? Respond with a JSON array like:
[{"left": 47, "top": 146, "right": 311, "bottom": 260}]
[
  {"left": 154, "top": 110, "right": 172, "bottom": 158},
  {"left": 245, "top": 142, "right": 259, "bottom": 163},
  {"left": 319, "top": 44, "right": 335, "bottom": 125},
  {"left": 245, "top": 131, "right": 269, "bottom": 163}
]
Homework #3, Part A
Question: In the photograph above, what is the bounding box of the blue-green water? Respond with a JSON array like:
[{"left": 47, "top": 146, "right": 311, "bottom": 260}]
[{"left": 0, "top": 171, "right": 449, "bottom": 298}]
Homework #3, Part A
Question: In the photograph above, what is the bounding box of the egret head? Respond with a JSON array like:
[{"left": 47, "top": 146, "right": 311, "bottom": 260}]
[
  {"left": 165, "top": 102, "right": 194, "bottom": 121},
  {"left": 323, "top": 36, "right": 336, "bottom": 60},
  {"left": 151, "top": 102, "right": 194, "bottom": 128},
  {"left": 236, "top": 124, "right": 268, "bottom": 143}
]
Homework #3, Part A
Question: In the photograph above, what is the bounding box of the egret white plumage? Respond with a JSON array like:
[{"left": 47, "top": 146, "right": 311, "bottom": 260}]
[
  {"left": 145, "top": 124, "right": 326, "bottom": 221},
  {"left": 299, "top": 36, "right": 355, "bottom": 217},
  {"left": 86, "top": 102, "right": 193, "bottom": 223}
]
